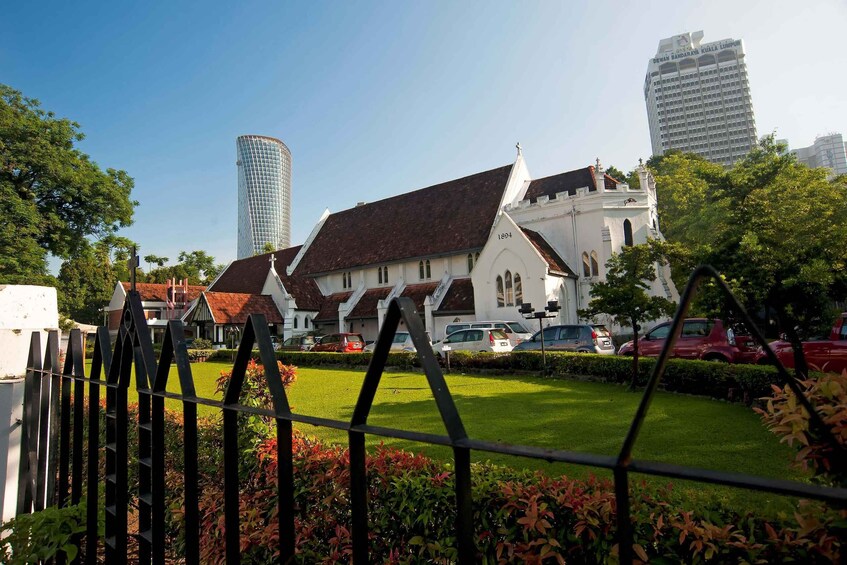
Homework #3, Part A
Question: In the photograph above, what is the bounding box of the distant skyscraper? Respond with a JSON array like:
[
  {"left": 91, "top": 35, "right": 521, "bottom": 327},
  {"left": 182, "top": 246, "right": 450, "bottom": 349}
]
[
  {"left": 644, "top": 31, "right": 758, "bottom": 167},
  {"left": 236, "top": 135, "right": 292, "bottom": 259},
  {"left": 790, "top": 133, "right": 847, "bottom": 178}
]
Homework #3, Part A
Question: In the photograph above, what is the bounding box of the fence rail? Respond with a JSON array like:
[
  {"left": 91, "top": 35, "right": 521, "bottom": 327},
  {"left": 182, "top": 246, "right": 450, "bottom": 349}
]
[{"left": 16, "top": 265, "right": 847, "bottom": 563}]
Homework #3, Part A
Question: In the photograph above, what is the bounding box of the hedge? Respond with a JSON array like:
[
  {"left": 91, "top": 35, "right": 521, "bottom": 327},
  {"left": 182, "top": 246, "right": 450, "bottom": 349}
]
[{"left": 207, "top": 348, "right": 785, "bottom": 404}]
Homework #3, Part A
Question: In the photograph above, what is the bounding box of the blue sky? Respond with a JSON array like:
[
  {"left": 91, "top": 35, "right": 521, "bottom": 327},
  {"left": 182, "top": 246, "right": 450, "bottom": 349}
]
[{"left": 3, "top": 1, "right": 845, "bottom": 271}]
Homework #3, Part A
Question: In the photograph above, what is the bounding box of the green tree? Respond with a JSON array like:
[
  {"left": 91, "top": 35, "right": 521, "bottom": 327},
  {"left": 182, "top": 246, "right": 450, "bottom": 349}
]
[
  {"left": 579, "top": 242, "right": 676, "bottom": 388},
  {"left": 0, "top": 84, "right": 137, "bottom": 283},
  {"left": 605, "top": 165, "right": 642, "bottom": 190},
  {"left": 650, "top": 139, "right": 847, "bottom": 375},
  {"left": 57, "top": 246, "right": 115, "bottom": 324},
  {"left": 56, "top": 235, "right": 140, "bottom": 324},
  {"left": 143, "top": 254, "right": 169, "bottom": 272},
  {"left": 260, "top": 242, "right": 276, "bottom": 254},
  {"left": 146, "top": 250, "right": 223, "bottom": 286}
]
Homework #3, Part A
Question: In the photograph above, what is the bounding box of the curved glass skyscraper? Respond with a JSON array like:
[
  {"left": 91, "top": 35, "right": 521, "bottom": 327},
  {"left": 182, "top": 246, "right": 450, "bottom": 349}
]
[{"left": 236, "top": 135, "right": 292, "bottom": 259}]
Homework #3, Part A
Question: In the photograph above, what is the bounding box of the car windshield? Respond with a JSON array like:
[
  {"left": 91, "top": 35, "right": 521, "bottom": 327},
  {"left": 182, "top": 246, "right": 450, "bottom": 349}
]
[
  {"left": 392, "top": 332, "right": 410, "bottom": 344},
  {"left": 302, "top": 336, "right": 315, "bottom": 345},
  {"left": 346, "top": 335, "right": 363, "bottom": 343},
  {"left": 507, "top": 322, "right": 529, "bottom": 333},
  {"left": 592, "top": 325, "right": 610, "bottom": 337},
  {"left": 490, "top": 330, "right": 508, "bottom": 340}
]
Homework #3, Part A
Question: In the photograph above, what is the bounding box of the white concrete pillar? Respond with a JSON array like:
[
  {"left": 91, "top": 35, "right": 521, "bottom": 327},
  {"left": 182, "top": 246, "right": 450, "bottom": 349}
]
[
  {"left": 0, "top": 379, "right": 24, "bottom": 523},
  {"left": 0, "top": 285, "right": 58, "bottom": 523}
]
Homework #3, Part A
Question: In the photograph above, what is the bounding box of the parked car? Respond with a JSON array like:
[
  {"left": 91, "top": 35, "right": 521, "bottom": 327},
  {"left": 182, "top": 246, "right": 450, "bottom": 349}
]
[
  {"left": 433, "top": 328, "right": 512, "bottom": 357},
  {"left": 363, "top": 331, "right": 432, "bottom": 353},
  {"left": 617, "top": 318, "right": 743, "bottom": 362},
  {"left": 443, "top": 321, "right": 532, "bottom": 346},
  {"left": 766, "top": 312, "right": 847, "bottom": 374},
  {"left": 513, "top": 324, "right": 615, "bottom": 354},
  {"left": 311, "top": 333, "right": 365, "bottom": 353},
  {"left": 279, "top": 335, "right": 316, "bottom": 351}
]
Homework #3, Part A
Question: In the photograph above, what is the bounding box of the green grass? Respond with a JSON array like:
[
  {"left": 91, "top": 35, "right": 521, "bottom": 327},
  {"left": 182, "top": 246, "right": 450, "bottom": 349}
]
[{"left": 89, "top": 360, "right": 807, "bottom": 513}]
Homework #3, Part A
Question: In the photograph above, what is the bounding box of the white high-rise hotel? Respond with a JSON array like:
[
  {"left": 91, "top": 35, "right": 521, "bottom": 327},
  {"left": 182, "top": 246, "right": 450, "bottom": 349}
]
[
  {"left": 645, "top": 31, "right": 757, "bottom": 167},
  {"left": 236, "top": 135, "right": 292, "bottom": 259}
]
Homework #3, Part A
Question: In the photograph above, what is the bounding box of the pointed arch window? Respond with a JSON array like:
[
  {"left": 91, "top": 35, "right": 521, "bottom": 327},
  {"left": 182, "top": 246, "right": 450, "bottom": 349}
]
[
  {"left": 293, "top": 317, "right": 298, "bottom": 329},
  {"left": 496, "top": 275, "right": 505, "bottom": 307},
  {"left": 514, "top": 273, "right": 523, "bottom": 306},
  {"left": 624, "top": 219, "right": 633, "bottom": 246},
  {"left": 419, "top": 261, "right": 425, "bottom": 280},
  {"left": 305, "top": 317, "right": 310, "bottom": 328},
  {"left": 378, "top": 267, "right": 383, "bottom": 284},
  {"left": 467, "top": 253, "right": 474, "bottom": 272},
  {"left": 383, "top": 266, "right": 388, "bottom": 284},
  {"left": 590, "top": 251, "right": 599, "bottom": 277},
  {"left": 425, "top": 260, "right": 431, "bottom": 279},
  {"left": 505, "top": 271, "right": 514, "bottom": 306},
  {"left": 582, "top": 252, "right": 591, "bottom": 277}
]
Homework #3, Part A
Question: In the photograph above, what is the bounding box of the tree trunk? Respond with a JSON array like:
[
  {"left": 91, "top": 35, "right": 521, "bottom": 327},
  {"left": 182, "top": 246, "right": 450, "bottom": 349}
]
[{"left": 630, "top": 317, "right": 639, "bottom": 391}]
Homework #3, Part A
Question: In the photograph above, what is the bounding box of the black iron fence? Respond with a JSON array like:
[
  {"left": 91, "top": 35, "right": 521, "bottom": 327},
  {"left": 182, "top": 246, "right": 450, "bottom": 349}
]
[{"left": 16, "top": 265, "right": 847, "bottom": 563}]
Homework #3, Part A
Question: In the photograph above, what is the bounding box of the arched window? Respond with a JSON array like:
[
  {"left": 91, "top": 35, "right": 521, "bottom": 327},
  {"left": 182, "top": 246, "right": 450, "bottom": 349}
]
[
  {"left": 425, "top": 260, "right": 431, "bottom": 279},
  {"left": 305, "top": 317, "right": 310, "bottom": 328},
  {"left": 582, "top": 252, "right": 591, "bottom": 277},
  {"left": 624, "top": 220, "right": 633, "bottom": 246},
  {"left": 382, "top": 266, "right": 388, "bottom": 283},
  {"left": 419, "top": 261, "right": 425, "bottom": 280},
  {"left": 514, "top": 273, "right": 523, "bottom": 306},
  {"left": 467, "top": 253, "right": 473, "bottom": 272},
  {"left": 378, "top": 267, "right": 383, "bottom": 284},
  {"left": 505, "top": 271, "right": 513, "bottom": 306},
  {"left": 590, "top": 251, "right": 599, "bottom": 277},
  {"left": 293, "top": 317, "right": 298, "bottom": 329},
  {"left": 496, "top": 276, "right": 504, "bottom": 307}
]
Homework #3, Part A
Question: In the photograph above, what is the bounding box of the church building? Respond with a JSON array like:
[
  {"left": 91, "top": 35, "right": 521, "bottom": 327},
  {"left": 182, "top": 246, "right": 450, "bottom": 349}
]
[{"left": 195, "top": 148, "right": 677, "bottom": 344}]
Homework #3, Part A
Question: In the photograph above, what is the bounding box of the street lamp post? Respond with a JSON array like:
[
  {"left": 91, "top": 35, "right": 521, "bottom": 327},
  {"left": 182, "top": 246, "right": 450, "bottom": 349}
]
[{"left": 520, "top": 300, "right": 561, "bottom": 372}]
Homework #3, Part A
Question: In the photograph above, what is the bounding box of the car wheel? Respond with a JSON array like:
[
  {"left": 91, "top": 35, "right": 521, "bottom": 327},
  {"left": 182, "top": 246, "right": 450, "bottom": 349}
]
[{"left": 704, "top": 355, "right": 728, "bottom": 363}]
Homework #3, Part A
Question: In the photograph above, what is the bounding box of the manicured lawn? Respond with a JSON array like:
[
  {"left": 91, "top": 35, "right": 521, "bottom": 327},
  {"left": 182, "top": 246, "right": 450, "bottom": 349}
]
[{"left": 91, "top": 360, "right": 806, "bottom": 513}]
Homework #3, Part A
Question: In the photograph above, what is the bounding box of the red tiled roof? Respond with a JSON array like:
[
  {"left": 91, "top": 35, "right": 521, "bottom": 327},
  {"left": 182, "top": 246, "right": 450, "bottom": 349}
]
[
  {"left": 121, "top": 282, "right": 206, "bottom": 303},
  {"left": 347, "top": 287, "right": 391, "bottom": 319},
  {"left": 400, "top": 282, "right": 439, "bottom": 313},
  {"left": 314, "top": 291, "right": 353, "bottom": 322},
  {"left": 200, "top": 292, "right": 283, "bottom": 325},
  {"left": 209, "top": 246, "right": 323, "bottom": 311},
  {"left": 521, "top": 229, "right": 578, "bottom": 278},
  {"left": 293, "top": 165, "right": 513, "bottom": 275},
  {"left": 436, "top": 278, "right": 474, "bottom": 313},
  {"left": 523, "top": 166, "right": 618, "bottom": 203}
]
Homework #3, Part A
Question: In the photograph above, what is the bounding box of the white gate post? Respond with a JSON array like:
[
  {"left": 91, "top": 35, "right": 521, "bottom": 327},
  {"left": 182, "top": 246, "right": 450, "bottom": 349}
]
[{"left": 0, "top": 285, "right": 59, "bottom": 521}]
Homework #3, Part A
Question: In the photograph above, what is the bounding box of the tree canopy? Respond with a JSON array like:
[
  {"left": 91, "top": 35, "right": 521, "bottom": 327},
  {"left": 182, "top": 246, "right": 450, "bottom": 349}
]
[
  {"left": 0, "top": 84, "right": 137, "bottom": 283},
  {"left": 650, "top": 138, "right": 847, "bottom": 369}
]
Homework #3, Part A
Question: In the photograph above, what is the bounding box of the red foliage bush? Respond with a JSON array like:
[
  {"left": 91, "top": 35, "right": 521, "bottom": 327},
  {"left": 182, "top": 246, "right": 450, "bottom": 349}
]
[
  {"left": 103, "top": 359, "right": 843, "bottom": 562},
  {"left": 755, "top": 371, "right": 847, "bottom": 486}
]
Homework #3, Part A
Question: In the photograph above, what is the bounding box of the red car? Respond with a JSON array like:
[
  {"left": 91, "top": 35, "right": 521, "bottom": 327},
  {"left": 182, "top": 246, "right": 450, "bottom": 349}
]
[
  {"left": 767, "top": 313, "right": 847, "bottom": 374},
  {"left": 617, "top": 318, "right": 748, "bottom": 363},
  {"left": 311, "top": 333, "right": 365, "bottom": 353}
]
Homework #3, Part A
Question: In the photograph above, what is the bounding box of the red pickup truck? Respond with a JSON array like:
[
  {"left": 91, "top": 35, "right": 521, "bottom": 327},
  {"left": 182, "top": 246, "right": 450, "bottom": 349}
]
[{"left": 768, "top": 313, "right": 847, "bottom": 375}]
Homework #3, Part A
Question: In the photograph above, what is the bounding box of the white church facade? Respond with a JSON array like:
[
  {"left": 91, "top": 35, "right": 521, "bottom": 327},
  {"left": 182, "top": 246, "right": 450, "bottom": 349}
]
[{"left": 199, "top": 148, "right": 678, "bottom": 345}]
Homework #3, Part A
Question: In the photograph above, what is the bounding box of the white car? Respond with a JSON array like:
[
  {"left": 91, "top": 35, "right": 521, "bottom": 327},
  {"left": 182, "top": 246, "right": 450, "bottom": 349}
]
[
  {"left": 443, "top": 321, "right": 532, "bottom": 347},
  {"left": 434, "top": 328, "right": 513, "bottom": 356},
  {"left": 363, "top": 331, "right": 431, "bottom": 353}
]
